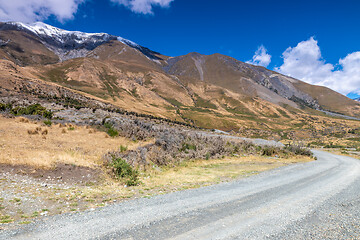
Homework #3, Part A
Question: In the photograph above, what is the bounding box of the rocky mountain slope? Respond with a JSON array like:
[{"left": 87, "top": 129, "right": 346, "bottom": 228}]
[{"left": 1, "top": 21, "right": 360, "bottom": 133}]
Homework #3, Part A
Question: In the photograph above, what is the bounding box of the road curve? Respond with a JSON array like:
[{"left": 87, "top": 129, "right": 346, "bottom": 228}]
[{"left": 1, "top": 150, "right": 360, "bottom": 239}]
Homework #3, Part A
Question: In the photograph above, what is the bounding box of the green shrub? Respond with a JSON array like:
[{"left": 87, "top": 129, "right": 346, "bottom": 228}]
[
  {"left": 119, "top": 145, "right": 128, "bottom": 152},
  {"left": 43, "top": 120, "right": 52, "bottom": 126},
  {"left": 195, "top": 96, "right": 217, "bottom": 109},
  {"left": 10, "top": 104, "right": 52, "bottom": 119},
  {"left": 111, "top": 157, "right": 139, "bottom": 186},
  {"left": 130, "top": 88, "right": 139, "bottom": 98},
  {"left": 126, "top": 174, "right": 140, "bottom": 186},
  {"left": 0, "top": 103, "right": 6, "bottom": 111},
  {"left": 0, "top": 103, "right": 12, "bottom": 111},
  {"left": 107, "top": 128, "right": 119, "bottom": 137},
  {"left": 103, "top": 122, "right": 113, "bottom": 129},
  {"left": 180, "top": 143, "right": 197, "bottom": 152},
  {"left": 323, "top": 142, "right": 345, "bottom": 149},
  {"left": 104, "top": 122, "right": 119, "bottom": 137}
]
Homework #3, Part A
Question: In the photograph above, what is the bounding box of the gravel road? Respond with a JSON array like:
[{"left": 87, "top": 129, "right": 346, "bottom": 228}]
[
  {"left": 1, "top": 150, "right": 360, "bottom": 239},
  {"left": 196, "top": 131, "right": 284, "bottom": 148}
]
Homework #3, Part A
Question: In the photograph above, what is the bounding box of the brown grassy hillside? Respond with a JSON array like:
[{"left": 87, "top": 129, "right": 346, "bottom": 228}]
[{"left": 1, "top": 22, "right": 360, "bottom": 138}]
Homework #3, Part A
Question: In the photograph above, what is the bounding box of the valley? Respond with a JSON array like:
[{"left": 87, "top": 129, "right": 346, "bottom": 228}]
[{"left": 1, "top": 21, "right": 360, "bottom": 236}]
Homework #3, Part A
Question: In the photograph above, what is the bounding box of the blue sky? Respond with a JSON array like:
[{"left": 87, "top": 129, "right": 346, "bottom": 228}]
[
  {"left": 52, "top": 0, "right": 360, "bottom": 67},
  {"left": 1, "top": 0, "right": 360, "bottom": 98}
]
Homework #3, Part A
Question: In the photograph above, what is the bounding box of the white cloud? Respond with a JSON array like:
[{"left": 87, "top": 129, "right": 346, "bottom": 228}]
[
  {"left": 247, "top": 45, "right": 272, "bottom": 67},
  {"left": 111, "top": 0, "right": 174, "bottom": 14},
  {"left": 0, "top": 0, "right": 84, "bottom": 23},
  {"left": 275, "top": 37, "right": 360, "bottom": 95},
  {"left": 274, "top": 37, "right": 334, "bottom": 85},
  {"left": 0, "top": 0, "right": 173, "bottom": 24}
]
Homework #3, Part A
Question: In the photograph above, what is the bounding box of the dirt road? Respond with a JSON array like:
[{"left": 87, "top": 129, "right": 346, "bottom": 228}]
[{"left": 1, "top": 150, "right": 360, "bottom": 239}]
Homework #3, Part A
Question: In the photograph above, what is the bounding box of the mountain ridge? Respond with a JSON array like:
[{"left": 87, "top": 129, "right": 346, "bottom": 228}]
[
  {"left": 1, "top": 21, "right": 360, "bottom": 135},
  {"left": 0, "top": 22, "right": 163, "bottom": 62}
]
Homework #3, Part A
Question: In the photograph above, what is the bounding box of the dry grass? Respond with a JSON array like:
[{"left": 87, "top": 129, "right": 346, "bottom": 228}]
[
  {"left": 142, "top": 155, "right": 312, "bottom": 189},
  {"left": 0, "top": 153, "right": 313, "bottom": 229},
  {"left": 0, "top": 115, "right": 313, "bottom": 227},
  {"left": 0, "top": 116, "right": 150, "bottom": 169},
  {"left": 44, "top": 155, "right": 313, "bottom": 205},
  {"left": 321, "top": 148, "right": 360, "bottom": 160}
]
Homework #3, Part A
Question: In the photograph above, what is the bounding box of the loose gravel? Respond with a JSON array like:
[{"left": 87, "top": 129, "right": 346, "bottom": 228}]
[{"left": 1, "top": 150, "right": 359, "bottom": 239}]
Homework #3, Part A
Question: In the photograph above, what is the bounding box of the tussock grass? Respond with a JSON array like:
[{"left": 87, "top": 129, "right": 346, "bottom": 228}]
[{"left": 0, "top": 116, "right": 150, "bottom": 169}]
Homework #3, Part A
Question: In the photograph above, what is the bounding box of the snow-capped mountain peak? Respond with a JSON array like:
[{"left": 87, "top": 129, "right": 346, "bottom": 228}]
[
  {"left": 9, "top": 21, "right": 142, "bottom": 48},
  {"left": 1, "top": 21, "right": 160, "bottom": 62},
  {"left": 7, "top": 21, "right": 115, "bottom": 45},
  {"left": 2, "top": 21, "right": 145, "bottom": 61}
]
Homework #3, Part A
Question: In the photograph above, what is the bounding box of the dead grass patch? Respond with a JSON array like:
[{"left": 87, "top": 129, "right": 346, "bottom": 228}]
[
  {"left": 0, "top": 116, "right": 151, "bottom": 169},
  {"left": 141, "top": 155, "right": 312, "bottom": 189}
]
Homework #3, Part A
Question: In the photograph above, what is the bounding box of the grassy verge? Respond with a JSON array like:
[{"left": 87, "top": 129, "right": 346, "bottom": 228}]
[
  {"left": 0, "top": 115, "right": 313, "bottom": 228},
  {"left": 0, "top": 154, "right": 312, "bottom": 228},
  {"left": 141, "top": 155, "right": 312, "bottom": 190},
  {"left": 321, "top": 148, "right": 360, "bottom": 159}
]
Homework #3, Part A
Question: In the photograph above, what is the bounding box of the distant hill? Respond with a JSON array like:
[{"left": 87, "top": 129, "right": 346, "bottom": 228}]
[{"left": 1, "top": 21, "right": 360, "bottom": 133}]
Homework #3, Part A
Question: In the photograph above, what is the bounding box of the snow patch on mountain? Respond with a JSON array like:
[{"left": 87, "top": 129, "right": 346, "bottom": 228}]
[
  {"left": 117, "top": 37, "right": 139, "bottom": 48},
  {"left": 9, "top": 22, "right": 114, "bottom": 45}
]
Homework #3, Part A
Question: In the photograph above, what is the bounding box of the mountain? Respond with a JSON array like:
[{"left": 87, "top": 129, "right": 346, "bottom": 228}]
[
  {"left": 0, "top": 22, "right": 164, "bottom": 64},
  {"left": 1, "top": 21, "right": 360, "bottom": 133}
]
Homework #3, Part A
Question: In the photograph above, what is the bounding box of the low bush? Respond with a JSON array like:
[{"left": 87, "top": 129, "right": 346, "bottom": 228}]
[
  {"left": 119, "top": 145, "right": 128, "bottom": 152},
  {"left": 104, "top": 122, "right": 119, "bottom": 137},
  {"left": 105, "top": 130, "right": 259, "bottom": 169},
  {"left": 9, "top": 104, "right": 53, "bottom": 119},
  {"left": 107, "top": 128, "right": 119, "bottom": 137},
  {"left": 180, "top": 143, "right": 197, "bottom": 152},
  {"left": 103, "top": 122, "right": 112, "bottom": 129},
  {"left": 27, "top": 129, "right": 39, "bottom": 135},
  {"left": 324, "top": 142, "right": 345, "bottom": 149},
  {"left": 111, "top": 157, "right": 140, "bottom": 186},
  {"left": 285, "top": 144, "right": 312, "bottom": 156},
  {"left": 262, "top": 146, "right": 277, "bottom": 156},
  {"left": 0, "top": 103, "right": 12, "bottom": 111},
  {"left": 19, "top": 117, "right": 29, "bottom": 123},
  {"left": 101, "top": 114, "right": 314, "bottom": 172},
  {"left": 43, "top": 120, "right": 52, "bottom": 126}
]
